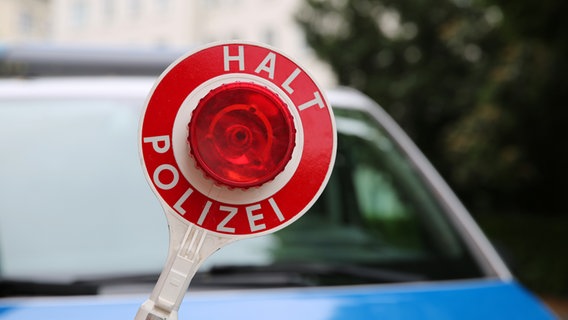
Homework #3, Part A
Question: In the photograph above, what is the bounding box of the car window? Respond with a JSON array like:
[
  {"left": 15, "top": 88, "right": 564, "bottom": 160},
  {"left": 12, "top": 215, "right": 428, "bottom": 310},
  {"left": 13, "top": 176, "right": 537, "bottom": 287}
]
[
  {"left": 267, "top": 108, "right": 482, "bottom": 281},
  {"left": 0, "top": 98, "right": 168, "bottom": 279},
  {"left": 0, "top": 93, "right": 483, "bottom": 288}
]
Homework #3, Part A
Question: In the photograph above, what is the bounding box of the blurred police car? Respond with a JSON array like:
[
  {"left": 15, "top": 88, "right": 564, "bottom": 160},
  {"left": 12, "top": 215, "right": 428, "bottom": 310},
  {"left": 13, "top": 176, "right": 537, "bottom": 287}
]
[{"left": 0, "top": 45, "right": 556, "bottom": 319}]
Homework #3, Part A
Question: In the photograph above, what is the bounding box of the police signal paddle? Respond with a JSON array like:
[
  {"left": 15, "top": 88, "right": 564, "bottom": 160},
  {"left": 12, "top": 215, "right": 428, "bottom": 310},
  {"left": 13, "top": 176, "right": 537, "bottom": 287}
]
[{"left": 135, "top": 41, "right": 336, "bottom": 320}]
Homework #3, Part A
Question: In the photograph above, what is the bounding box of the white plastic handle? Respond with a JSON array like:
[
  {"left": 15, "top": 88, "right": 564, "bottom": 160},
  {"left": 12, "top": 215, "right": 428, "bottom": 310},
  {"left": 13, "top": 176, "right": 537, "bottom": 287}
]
[{"left": 135, "top": 207, "right": 233, "bottom": 320}]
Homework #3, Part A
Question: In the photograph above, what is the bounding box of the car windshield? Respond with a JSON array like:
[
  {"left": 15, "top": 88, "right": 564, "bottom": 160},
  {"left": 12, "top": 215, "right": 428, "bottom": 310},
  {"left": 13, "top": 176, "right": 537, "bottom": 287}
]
[{"left": 0, "top": 84, "right": 483, "bottom": 294}]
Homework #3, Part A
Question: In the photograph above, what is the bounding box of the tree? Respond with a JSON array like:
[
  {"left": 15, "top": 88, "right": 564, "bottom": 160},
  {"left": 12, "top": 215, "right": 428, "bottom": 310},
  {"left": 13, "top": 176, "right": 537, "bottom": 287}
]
[
  {"left": 483, "top": 0, "right": 568, "bottom": 213},
  {"left": 297, "top": 0, "right": 568, "bottom": 214}
]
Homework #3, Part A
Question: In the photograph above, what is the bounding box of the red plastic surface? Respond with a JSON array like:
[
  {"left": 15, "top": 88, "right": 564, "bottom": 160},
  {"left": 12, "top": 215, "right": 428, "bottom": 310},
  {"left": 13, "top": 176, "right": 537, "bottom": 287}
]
[
  {"left": 140, "top": 42, "right": 335, "bottom": 236},
  {"left": 188, "top": 82, "right": 295, "bottom": 188}
]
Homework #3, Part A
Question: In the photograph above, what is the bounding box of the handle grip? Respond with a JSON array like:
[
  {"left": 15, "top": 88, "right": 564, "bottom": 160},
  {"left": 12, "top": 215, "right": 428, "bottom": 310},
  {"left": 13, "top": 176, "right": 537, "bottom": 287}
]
[{"left": 135, "top": 211, "right": 232, "bottom": 320}]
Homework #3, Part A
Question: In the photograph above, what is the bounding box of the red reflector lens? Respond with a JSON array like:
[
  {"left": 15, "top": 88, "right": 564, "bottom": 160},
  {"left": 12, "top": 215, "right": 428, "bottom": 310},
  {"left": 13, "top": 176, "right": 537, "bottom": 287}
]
[{"left": 188, "top": 83, "right": 295, "bottom": 188}]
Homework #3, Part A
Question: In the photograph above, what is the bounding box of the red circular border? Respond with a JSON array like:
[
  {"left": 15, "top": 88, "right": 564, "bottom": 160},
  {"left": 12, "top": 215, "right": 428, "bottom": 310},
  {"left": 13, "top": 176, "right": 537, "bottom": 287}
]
[{"left": 140, "top": 42, "right": 335, "bottom": 236}]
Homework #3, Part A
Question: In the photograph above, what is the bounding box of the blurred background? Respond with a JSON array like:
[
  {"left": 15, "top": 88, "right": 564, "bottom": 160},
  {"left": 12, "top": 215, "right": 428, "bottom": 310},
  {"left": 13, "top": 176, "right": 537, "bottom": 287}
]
[{"left": 1, "top": 0, "right": 566, "bottom": 313}]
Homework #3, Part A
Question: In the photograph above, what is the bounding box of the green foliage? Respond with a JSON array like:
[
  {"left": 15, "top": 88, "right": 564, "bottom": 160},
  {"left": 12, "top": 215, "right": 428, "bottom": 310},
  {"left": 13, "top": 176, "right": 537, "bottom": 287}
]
[
  {"left": 477, "top": 214, "right": 568, "bottom": 295},
  {"left": 297, "top": 0, "right": 568, "bottom": 215}
]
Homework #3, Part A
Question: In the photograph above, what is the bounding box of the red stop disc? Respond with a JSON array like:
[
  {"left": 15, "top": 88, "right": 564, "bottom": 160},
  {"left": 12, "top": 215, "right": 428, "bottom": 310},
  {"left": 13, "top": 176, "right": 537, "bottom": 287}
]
[
  {"left": 140, "top": 41, "right": 336, "bottom": 237},
  {"left": 188, "top": 82, "right": 296, "bottom": 189}
]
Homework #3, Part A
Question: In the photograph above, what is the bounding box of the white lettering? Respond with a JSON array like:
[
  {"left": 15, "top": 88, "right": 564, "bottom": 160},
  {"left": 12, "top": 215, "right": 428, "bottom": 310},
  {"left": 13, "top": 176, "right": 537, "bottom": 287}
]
[
  {"left": 268, "top": 198, "right": 285, "bottom": 222},
  {"left": 297, "top": 91, "right": 325, "bottom": 111},
  {"left": 153, "top": 164, "right": 179, "bottom": 190},
  {"left": 143, "top": 135, "right": 170, "bottom": 153},
  {"left": 173, "top": 188, "right": 193, "bottom": 215},
  {"left": 223, "top": 45, "right": 245, "bottom": 71},
  {"left": 197, "top": 201, "right": 212, "bottom": 226},
  {"left": 246, "top": 204, "right": 266, "bottom": 232},
  {"left": 254, "top": 52, "right": 276, "bottom": 79},
  {"left": 282, "top": 68, "right": 301, "bottom": 94},
  {"left": 217, "top": 206, "right": 237, "bottom": 233}
]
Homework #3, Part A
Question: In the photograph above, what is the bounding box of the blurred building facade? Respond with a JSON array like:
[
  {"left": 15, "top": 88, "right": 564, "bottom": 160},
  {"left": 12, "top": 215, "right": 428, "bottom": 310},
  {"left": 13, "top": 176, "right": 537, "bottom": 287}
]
[
  {"left": 0, "top": 0, "right": 50, "bottom": 43},
  {"left": 50, "top": 0, "right": 197, "bottom": 47},
  {"left": 0, "top": 0, "right": 335, "bottom": 86}
]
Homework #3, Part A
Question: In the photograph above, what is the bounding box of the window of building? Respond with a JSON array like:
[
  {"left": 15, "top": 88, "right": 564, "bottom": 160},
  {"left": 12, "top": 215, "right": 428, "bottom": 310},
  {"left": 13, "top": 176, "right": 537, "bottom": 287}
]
[
  {"left": 71, "top": 0, "right": 88, "bottom": 29},
  {"left": 156, "top": 0, "right": 169, "bottom": 12},
  {"left": 103, "top": 0, "right": 114, "bottom": 22},
  {"left": 130, "top": 0, "right": 141, "bottom": 19},
  {"left": 18, "top": 11, "right": 34, "bottom": 35}
]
